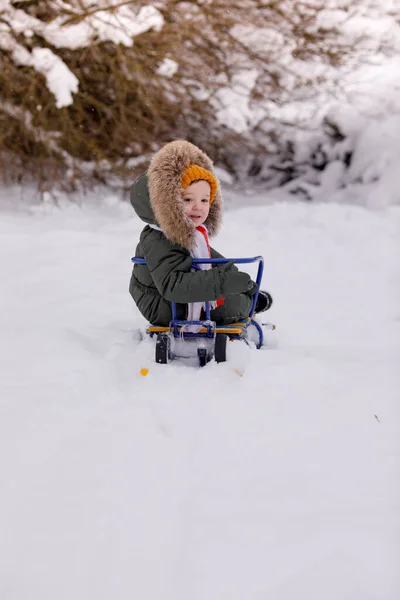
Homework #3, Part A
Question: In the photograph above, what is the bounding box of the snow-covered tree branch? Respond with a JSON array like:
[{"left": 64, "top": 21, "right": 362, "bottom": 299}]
[{"left": 0, "top": 0, "right": 398, "bottom": 191}]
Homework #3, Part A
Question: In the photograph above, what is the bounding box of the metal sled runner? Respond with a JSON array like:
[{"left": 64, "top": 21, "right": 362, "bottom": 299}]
[{"left": 131, "top": 256, "right": 273, "bottom": 367}]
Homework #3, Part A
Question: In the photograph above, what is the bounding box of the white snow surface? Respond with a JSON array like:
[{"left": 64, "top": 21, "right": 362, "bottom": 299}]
[{"left": 1, "top": 187, "right": 399, "bottom": 599}]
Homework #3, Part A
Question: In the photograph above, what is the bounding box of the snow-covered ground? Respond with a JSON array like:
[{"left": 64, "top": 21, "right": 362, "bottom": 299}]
[{"left": 1, "top": 187, "right": 399, "bottom": 599}]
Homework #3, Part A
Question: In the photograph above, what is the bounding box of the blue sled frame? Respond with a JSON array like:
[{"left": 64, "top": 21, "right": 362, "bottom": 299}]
[{"left": 131, "top": 256, "right": 265, "bottom": 350}]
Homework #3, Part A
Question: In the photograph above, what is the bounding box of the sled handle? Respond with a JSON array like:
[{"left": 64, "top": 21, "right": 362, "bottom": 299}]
[{"left": 131, "top": 256, "right": 264, "bottom": 319}]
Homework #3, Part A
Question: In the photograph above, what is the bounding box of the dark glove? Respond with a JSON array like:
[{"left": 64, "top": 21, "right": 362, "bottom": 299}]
[
  {"left": 246, "top": 281, "right": 259, "bottom": 297},
  {"left": 215, "top": 260, "right": 236, "bottom": 272},
  {"left": 218, "top": 263, "right": 254, "bottom": 296}
]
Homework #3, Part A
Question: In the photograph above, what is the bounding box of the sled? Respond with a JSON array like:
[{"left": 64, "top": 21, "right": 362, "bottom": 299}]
[{"left": 130, "top": 256, "right": 275, "bottom": 367}]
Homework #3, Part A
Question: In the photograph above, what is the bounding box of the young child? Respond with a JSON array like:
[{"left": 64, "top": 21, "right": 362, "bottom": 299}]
[{"left": 129, "top": 140, "right": 272, "bottom": 326}]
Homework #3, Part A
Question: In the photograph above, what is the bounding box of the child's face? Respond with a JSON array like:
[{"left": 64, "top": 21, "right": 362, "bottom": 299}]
[{"left": 182, "top": 180, "right": 211, "bottom": 226}]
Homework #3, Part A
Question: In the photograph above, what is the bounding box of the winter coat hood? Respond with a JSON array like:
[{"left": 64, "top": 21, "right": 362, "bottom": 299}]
[{"left": 130, "top": 140, "right": 223, "bottom": 249}]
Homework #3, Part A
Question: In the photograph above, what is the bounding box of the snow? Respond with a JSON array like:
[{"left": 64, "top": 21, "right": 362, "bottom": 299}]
[
  {"left": 216, "top": 69, "right": 260, "bottom": 133},
  {"left": 0, "top": 36, "right": 79, "bottom": 108},
  {"left": 1, "top": 2, "right": 164, "bottom": 49},
  {"left": 341, "top": 55, "right": 400, "bottom": 118},
  {"left": 31, "top": 48, "right": 79, "bottom": 109},
  {"left": 157, "top": 58, "right": 179, "bottom": 78},
  {"left": 1, "top": 2, "right": 399, "bottom": 595},
  {"left": 316, "top": 6, "right": 400, "bottom": 51},
  {"left": 281, "top": 107, "right": 400, "bottom": 208},
  {"left": 0, "top": 2, "right": 164, "bottom": 107},
  {"left": 344, "top": 115, "right": 400, "bottom": 206},
  {"left": 43, "top": 5, "right": 164, "bottom": 50},
  {"left": 214, "top": 2, "right": 400, "bottom": 135},
  {"left": 277, "top": 110, "right": 400, "bottom": 207},
  {"left": 1, "top": 186, "right": 399, "bottom": 599}
]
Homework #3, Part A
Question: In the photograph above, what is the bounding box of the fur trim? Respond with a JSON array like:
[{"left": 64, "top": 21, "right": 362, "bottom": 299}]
[{"left": 147, "top": 140, "right": 223, "bottom": 249}]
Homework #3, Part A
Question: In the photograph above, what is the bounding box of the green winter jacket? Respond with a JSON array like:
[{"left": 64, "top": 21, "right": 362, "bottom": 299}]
[{"left": 129, "top": 140, "right": 257, "bottom": 325}]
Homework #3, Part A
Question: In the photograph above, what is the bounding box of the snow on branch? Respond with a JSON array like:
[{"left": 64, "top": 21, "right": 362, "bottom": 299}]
[
  {"left": 0, "top": 1, "right": 164, "bottom": 106},
  {"left": 1, "top": 2, "right": 164, "bottom": 49}
]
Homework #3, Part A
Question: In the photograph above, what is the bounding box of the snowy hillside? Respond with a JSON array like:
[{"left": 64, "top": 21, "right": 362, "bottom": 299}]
[{"left": 1, "top": 187, "right": 399, "bottom": 599}]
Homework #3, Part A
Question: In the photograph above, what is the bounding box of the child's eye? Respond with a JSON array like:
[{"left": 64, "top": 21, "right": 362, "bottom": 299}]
[
  {"left": 183, "top": 198, "right": 191, "bottom": 203},
  {"left": 201, "top": 198, "right": 209, "bottom": 203}
]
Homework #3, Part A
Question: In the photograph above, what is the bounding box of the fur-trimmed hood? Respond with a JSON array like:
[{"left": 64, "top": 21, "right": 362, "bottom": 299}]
[{"left": 130, "top": 140, "right": 223, "bottom": 249}]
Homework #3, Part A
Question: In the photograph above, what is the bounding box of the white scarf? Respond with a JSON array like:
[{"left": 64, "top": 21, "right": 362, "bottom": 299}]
[
  {"left": 187, "top": 225, "right": 217, "bottom": 322},
  {"left": 149, "top": 224, "right": 216, "bottom": 329}
]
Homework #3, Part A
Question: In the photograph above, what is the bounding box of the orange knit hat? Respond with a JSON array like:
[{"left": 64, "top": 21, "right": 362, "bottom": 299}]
[{"left": 181, "top": 164, "right": 218, "bottom": 204}]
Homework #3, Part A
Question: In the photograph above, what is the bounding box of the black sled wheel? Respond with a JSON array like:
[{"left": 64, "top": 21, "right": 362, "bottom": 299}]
[
  {"left": 214, "top": 334, "right": 228, "bottom": 363},
  {"left": 197, "top": 346, "right": 208, "bottom": 368},
  {"left": 155, "top": 333, "right": 171, "bottom": 364}
]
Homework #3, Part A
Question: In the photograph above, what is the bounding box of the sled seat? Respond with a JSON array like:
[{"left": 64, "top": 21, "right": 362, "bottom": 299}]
[{"left": 146, "top": 318, "right": 251, "bottom": 337}]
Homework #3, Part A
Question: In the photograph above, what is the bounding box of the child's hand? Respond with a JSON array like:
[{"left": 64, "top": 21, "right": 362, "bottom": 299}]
[
  {"left": 217, "top": 260, "right": 236, "bottom": 272},
  {"left": 218, "top": 263, "right": 254, "bottom": 295}
]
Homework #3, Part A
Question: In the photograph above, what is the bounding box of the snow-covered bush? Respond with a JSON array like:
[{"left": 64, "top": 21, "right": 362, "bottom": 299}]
[
  {"left": 0, "top": 0, "right": 399, "bottom": 193},
  {"left": 240, "top": 105, "right": 400, "bottom": 209}
]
